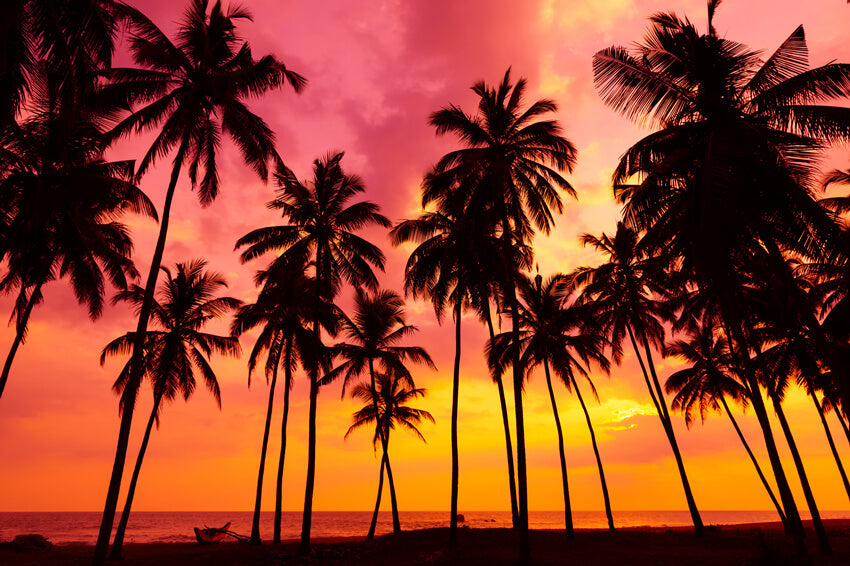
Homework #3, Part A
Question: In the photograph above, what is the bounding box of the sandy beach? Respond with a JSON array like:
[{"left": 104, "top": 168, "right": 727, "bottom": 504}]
[{"left": 2, "top": 520, "right": 849, "bottom": 565}]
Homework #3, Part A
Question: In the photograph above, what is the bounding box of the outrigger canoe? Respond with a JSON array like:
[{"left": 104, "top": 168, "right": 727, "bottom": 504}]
[{"left": 194, "top": 522, "right": 231, "bottom": 545}]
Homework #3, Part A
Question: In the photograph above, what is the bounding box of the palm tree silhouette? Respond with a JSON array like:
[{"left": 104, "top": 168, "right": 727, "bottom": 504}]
[
  {"left": 322, "top": 288, "right": 435, "bottom": 536},
  {"left": 391, "top": 207, "right": 528, "bottom": 532},
  {"left": 575, "top": 223, "right": 704, "bottom": 534},
  {"left": 0, "top": 65, "right": 155, "bottom": 402},
  {"left": 345, "top": 371, "right": 434, "bottom": 539},
  {"left": 593, "top": 1, "right": 850, "bottom": 551},
  {"left": 237, "top": 151, "right": 390, "bottom": 554},
  {"left": 231, "top": 266, "right": 318, "bottom": 544},
  {"left": 0, "top": 0, "right": 123, "bottom": 131},
  {"left": 664, "top": 322, "right": 787, "bottom": 525},
  {"left": 102, "top": 259, "right": 240, "bottom": 559},
  {"left": 425, "top": 69, "right": 577, "bottom": 562},
  {"left": 490, "top": 272, "right": 611, "bottom": 538},
  {"left": 92, "top": 2, "right": 303, "bottom": 561}
]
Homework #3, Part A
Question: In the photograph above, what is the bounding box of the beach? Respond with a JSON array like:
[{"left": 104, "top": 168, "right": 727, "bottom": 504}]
[{"left": 3, "top": 520, "right": 850, "bottom": 565}]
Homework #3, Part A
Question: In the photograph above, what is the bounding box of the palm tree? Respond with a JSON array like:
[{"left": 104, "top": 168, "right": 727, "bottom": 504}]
[
  {"left": 345, "top": 372, "right": 434, "bottom": 539},
  {"left": 236, "top": 151, "right": 390, "bottom": 554},
  {"left": 92, "top": 2, "right": 304, "bottom": 562},
  {"left": 490, "top": 273, "right": 611, "bottom": 538},
  {"left": 0, "top": 0, "right": 123, "bottom": 131},
  {"left": 0, "top": 65, "right": 156, "bottom": 402},
  {"left": 102, "top": 259, "right": 241, "bottom": 559},
  {"left": 391, "top": 207, "right": 529, "bottom": 533},
  {"left": 664, "top": 323, "right": 787, "bottom": 525},
  {"left": 574, "top": 223, "right": 704, "bottom": 535},
  {"left": 230, "top": 266, "right": 316, "bottom": 544},
  {"left": 425, "top": 69, "right": 577, "bottom": 563},
  {"left": 593, "top": 1, "right": 850, "bottom": 551},
  {"left": 322, "top": 288, "right": 435, "bottom": 535}
]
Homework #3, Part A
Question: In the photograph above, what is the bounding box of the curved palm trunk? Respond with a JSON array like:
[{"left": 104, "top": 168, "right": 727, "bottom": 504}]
[
  {"left": 718, "top": 396, "right": 786, "bottom": 526},
  {"left": 367, "top": 358, "right": 400, "bottom": 534},
  {"left": 300, "top": 248, "right": 324, "bottom": 556},
  {"left": 625, "top": 325, "right": 664, "bottom": 419},
  {"left": 449, "top": 302, "right": 461, "bottom": 546},
  {"left": 639, "top": 334, "right": 704, "bottom": 536},
  {"left": 484, "top": 308, "right": 519, "bottom": 529},
  {"left": 94, "top": 142, "right": 188, "bottom": 566},
  {"left": 0, "top": 281, "right": 43, "bottom": 401},
  {"left": 810, "top": 390, "right": 850, "bottom": 502},
  {"left": 384, "top": 444, "right": 400, "bottom": 533},
  {"left": 571, "top": 376, "right": 614, "bottom": 532},
  {"left": 274, "top": 338, "right": 293, "bottom": 544},
  {"left": 109, "top": 392, "right": 163, "bottom": 559},
  {"left": 251, "top": 347, "right": 281, "bottom": 544},
  {"left": 367, "top": 453, "right": 387, "bottom": 539},
  {"left": 770, "top": 392, "right": 832, "bottom": 555},
  {"left": 626, "top": 324, "right": 703, "bottom": 535},
  {"left": 721, "top": 314, "right": 807, "bottom": 555},
  {"left": 543, "top": 360, "right": 573, "bottom": 539}
]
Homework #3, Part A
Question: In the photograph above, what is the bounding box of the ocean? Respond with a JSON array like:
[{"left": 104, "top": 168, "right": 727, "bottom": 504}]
[{"left": 2, "top": 510, "right": 849, "bottom": 545}]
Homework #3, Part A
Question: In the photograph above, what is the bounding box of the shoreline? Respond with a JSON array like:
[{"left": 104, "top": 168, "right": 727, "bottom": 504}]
[{"left": 2, "top": 520, "right": 849, "bottom": 565}]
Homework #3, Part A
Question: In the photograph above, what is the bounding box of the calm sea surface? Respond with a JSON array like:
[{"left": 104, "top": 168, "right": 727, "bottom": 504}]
[{"left": 2, "top": 510, "right": 849, "bottom": 545}]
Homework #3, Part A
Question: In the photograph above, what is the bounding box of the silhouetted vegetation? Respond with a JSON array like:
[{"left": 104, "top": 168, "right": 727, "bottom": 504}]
[{"left": 1, "top": 2, "right": 849, "bottom": 566}]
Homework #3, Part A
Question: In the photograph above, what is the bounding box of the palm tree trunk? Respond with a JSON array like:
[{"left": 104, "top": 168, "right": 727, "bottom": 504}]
[
  {"left": 829, "top": 398, "right": 850, "bottom": 447},
  {"left": 543, "top": 359, "right": 573, "bottom": 539},
  {"left": 770, "top": 391, "right": 832, "bottom": 555},
  {"left": 720, "top": 312, "right": 807, "bottom": 555},
  {"left": 810, "top": 390, "right": 850, "bottom": 502},
  {"left": 625, "top": 325, "right": 664, "bottom": 420},
  {"left": 300, "top": 248, "right": 324, "bottom": 556},
  {"left": 251, "top": 345, "right": 281, "bottom": 544},
  {"left": 367, "top": 453, "right": 387, "bottom": 539},
  {"left": 639, "top": 333, "right": 704, "bottom": 536},
  {"left": 449, "top": 302, "right": 461, "bottom": 546},
  {"left": 0, "top": 281, "right": 43, "bottom": 400},
  {"left": 507, "top": 290, "right": 530, "bottom": 564},
  {"left": 571, "top": 376, "right": 614, "bottom": 532},
  {"left": 626, "top": 324, "right": 703, "bottom": 535},
  {"left": 367, "top": 358, "right": 400, "bottom": 534},
  {"left": 274, "top": 337, "right": 293, "bottom": 544},
  {"left": 484, "top": 307, "right": 519, "bottom": 529},
  {"left": 718, "top": 396, "right": 786, "bottom": 526},
  {"left": 109, "top": 392, "right": 163, "bottom": 559},
  {"left": 384, "top": 445, "right": 401, "bottom": 534},
  {"left": 93, "top": 140, "right": 188, "bottom": 566}
]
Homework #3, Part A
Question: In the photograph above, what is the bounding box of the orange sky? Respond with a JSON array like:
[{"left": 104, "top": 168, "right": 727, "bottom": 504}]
[{"left": 1, "top": 0, "right": 849, "bottom": 515}]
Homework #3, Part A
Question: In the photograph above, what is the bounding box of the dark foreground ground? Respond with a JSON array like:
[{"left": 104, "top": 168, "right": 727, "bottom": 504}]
[{"left": 2, "top": 520, "right": 849, "bottom": 565}]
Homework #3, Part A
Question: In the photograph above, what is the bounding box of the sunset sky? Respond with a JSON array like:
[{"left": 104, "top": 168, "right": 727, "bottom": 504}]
[{"left": 1, "top": 0, "right": 849, "bottom": 516}]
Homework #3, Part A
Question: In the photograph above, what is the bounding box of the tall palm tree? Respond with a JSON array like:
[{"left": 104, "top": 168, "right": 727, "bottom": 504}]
[
  {"left": 230, "top": 266, "right": 316, "bottom": 544},
  {"left": 490, "top": 273, "right": 611, "bottom": 538},
  {"left": 0, "top": 65, "right": 155, "bottom": 402},
  {"left": 425, "top": 69, "right": 577, "bottom": 563},
  {"left": 392, "top": 203, "right": 531, "bottom": 539},
  {"left": 102, "top": 259, "right": 241, "bottom": 559},
  {"left": 322, "top": 288, "right": 435, "bottom": 535},
  {"left": 236, "top": 151, "right": 390, "bottom": 554},
  {"left": 664, "top": 323, "right": 787, "bottom": 524},
  {"left": 345, "top": 371, "right": 434, "bottom": 539},
  {"left": 593, "top": 1, "right": 850, "bottom": 551},
  {"left": 574, "top": 223, "right": 704, "bottom": 535},
  {"left": 92, "top": 2, "right": 303, "bottom": 562}
]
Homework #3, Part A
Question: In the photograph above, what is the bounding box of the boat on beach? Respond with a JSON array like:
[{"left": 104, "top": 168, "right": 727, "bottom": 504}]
[{"left": 193, "top": 522, "right": 231, "bottom": 545}]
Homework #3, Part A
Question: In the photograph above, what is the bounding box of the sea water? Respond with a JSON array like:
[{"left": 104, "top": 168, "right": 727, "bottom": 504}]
[{"left": 2, "top": 510, "right": 849, "bottom": 545}]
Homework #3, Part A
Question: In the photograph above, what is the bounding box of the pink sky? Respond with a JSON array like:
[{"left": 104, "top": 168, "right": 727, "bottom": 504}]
[{"left": 1, "top": 0, "right": 849, "bottom": 514}]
